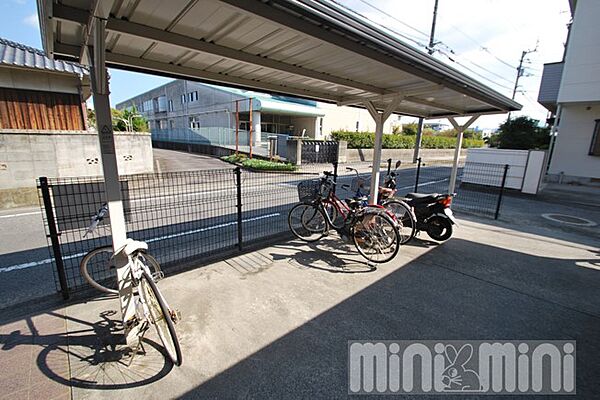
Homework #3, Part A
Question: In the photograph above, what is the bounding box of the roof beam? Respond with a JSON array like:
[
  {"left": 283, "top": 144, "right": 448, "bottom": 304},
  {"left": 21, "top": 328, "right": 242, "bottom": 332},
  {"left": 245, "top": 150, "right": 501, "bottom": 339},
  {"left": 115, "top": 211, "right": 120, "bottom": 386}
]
[
  {"left": 52, "top": 3, "right": 388, "bottom": 96},
  {"left": 337, "top": 85, "right": 443, "bottom": 107},
  {"left": 53, "top": 41, "right": 344, "bottom": 103},
  {"left": 404, "top": 96, "right": 464, "bottom": 114}
]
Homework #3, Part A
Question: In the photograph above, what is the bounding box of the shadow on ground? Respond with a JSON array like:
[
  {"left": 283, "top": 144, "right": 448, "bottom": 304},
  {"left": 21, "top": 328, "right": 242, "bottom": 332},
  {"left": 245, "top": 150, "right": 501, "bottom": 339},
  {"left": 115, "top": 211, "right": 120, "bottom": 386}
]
[{"left": 180, "top": 237, "right": 600, "bottom": 399}]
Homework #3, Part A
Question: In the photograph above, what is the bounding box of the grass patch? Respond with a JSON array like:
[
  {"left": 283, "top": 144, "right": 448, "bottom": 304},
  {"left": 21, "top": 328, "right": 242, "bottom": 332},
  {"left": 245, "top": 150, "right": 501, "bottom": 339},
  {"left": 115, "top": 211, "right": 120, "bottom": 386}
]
[{"left": 221, "top": 154, "right": 297, "bottom": 171}]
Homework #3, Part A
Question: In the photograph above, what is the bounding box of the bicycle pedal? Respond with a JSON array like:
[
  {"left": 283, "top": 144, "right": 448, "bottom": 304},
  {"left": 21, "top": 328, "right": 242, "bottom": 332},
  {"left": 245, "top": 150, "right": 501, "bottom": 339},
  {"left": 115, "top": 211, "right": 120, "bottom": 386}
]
[
  {"left": 152, "top": 271, "right": 165, "bottom": 281},
  {"left": 171, "top": 309, "right": 182, "bottom": 324},
  {"left": 125, "top": 316, "right": 140, "bottom": 329}
]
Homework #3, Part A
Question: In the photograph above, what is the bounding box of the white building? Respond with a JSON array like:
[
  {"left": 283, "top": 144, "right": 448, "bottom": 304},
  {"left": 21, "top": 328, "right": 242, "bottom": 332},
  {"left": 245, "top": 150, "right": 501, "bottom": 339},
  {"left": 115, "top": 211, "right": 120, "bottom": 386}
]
[{"left": 538, "top": 0, "right": 600, "bottom": 185}]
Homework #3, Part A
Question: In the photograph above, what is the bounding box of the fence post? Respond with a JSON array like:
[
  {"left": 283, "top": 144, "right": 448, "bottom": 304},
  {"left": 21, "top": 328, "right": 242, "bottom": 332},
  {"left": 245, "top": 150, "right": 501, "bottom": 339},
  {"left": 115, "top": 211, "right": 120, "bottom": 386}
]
[
  {"left": 495, "top": 164, "right": 509, "bottom": 220},
  {"left": 38, "top": 177, "right": 70, "bottom": 300},
  {"left": 414, "top": 157, "right": 422, "bottom": 193},
  {"left": 234, "top": 167, "right": 243, "bottom": 250}
]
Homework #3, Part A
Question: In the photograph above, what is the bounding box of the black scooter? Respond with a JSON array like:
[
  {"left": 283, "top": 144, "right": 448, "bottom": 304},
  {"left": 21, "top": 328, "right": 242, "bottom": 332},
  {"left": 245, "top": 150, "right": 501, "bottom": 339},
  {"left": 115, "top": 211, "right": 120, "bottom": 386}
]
[{"left": 381, "top": 159, "right": 457, "bottom": 242}]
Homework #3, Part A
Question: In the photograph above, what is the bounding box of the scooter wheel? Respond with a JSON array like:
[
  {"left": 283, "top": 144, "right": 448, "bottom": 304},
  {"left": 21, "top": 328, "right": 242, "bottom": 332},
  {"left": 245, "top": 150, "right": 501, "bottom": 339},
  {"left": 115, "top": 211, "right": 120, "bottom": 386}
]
[{"left": 426, "top": 216, "right": 453, "bottom": 241}]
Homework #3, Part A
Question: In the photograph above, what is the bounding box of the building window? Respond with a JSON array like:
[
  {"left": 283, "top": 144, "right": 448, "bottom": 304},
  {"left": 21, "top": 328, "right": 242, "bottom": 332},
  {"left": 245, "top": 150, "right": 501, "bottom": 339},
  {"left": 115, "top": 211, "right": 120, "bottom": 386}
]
[
  {"left": 181, "top": 94, "right": 186, "bottom": 104},
  {"left": 189, "top": 116, "right": 201, "bottom": 129},
  {"left": 355, "top": 121, "right": 359, "bottom": 132},
  {"left": 157, "top": 120, "right": 167, "bottom": 130},
  {"left": 142, "top": 99, "right": 153, "bottom": 113},
  {"left": 189, "top": 91, "right": 198, "bottom": 102},
  {"left": 590, "top": 119, "right": 600, "bottom": 156},
  {"left": 168, "top": 100, "right": 174, "bottom": 112}
]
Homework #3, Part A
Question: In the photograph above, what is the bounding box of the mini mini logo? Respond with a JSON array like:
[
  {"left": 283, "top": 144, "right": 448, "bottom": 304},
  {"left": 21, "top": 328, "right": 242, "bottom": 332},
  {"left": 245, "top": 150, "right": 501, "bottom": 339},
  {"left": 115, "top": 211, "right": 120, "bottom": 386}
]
[{"left": 348, "top": 340, "right": 575, "bottom": 394}]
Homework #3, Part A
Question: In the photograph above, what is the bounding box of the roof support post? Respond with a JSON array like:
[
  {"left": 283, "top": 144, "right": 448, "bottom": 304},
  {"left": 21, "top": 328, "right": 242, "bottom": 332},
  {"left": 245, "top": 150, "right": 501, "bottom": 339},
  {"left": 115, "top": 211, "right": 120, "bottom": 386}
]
[
  {"left": 447, "top": 115, "right": 479, "bottom": 193},
  {"left": 89, "top": 17, "right": 136, "bottom": 347},
  {"left": 366, "top": 96, "right": 402, "bottom": 204},
  {"left": 413, "top": 117, "right": 425, "bottom": 163}
]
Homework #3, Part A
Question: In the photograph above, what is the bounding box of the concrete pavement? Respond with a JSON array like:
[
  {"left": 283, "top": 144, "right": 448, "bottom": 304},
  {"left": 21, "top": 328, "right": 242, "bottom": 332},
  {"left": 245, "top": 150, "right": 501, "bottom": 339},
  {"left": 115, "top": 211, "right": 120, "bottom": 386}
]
[{"left": 1, "top": 213, "right": 599, "bottom": 399}]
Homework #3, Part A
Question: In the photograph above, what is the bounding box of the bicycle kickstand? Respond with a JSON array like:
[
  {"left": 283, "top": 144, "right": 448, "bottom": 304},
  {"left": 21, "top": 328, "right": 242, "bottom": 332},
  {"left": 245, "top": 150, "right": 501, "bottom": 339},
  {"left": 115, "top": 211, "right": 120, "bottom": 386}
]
[{"left": 126, "top": 321, "right": 149, "bottom": 367}]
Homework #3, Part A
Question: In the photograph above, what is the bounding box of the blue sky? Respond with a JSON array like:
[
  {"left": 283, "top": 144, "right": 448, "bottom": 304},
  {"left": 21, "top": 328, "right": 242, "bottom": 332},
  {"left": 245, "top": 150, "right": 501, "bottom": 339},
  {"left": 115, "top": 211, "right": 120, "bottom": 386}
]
[
  {"left": 0, "top": 0, "right": 570, "bottom": 128},
  {"left": 1, "top": 0, "right": 172, "bottom": 106}
]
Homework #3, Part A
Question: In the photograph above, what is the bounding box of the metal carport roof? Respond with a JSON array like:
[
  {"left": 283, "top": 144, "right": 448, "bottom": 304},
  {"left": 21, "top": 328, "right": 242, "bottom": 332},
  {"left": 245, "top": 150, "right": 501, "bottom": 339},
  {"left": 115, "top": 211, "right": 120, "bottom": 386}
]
[{"left": 38, "top": 0, "right": 520, "bottom": 118}]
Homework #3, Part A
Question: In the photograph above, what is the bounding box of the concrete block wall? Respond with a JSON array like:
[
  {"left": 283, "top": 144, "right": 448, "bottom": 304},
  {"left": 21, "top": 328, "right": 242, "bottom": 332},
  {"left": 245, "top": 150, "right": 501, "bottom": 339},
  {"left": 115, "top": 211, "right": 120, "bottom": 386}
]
[{"left": 0, "top": 131, "right": 153, "bottom": 208}]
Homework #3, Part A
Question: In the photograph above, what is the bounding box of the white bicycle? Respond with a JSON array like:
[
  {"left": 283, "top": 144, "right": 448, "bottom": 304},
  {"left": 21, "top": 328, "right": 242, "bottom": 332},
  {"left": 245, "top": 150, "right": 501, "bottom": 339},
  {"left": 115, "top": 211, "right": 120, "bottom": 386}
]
[{"left": 80, "top": 204, "right": 182, "bottom": 366}]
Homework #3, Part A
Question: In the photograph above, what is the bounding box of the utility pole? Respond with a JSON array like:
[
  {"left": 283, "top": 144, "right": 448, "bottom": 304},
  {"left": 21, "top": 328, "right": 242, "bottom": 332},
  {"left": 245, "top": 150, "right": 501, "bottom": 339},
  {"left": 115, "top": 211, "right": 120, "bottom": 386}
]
[
  {"left": 428, "top": 0, "right": 439, "bottom": 55},
  {"left": 509, "top": 43, "right": 538, "bottom": 118},
  {"left": 414, "top": 0, "right": 439, "bottom": 163}
]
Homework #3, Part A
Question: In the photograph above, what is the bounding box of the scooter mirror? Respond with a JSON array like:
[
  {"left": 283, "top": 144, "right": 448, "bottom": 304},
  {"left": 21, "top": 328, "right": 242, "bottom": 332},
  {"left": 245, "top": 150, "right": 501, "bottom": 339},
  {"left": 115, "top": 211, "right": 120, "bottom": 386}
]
[{"left": 395, "top": 160, "right": 402, "bottom": 169}]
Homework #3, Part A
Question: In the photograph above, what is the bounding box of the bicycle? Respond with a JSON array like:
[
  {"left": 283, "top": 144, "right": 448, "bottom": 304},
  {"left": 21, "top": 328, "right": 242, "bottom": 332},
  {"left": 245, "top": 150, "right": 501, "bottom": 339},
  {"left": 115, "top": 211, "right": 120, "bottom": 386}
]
[
  {"left": 80, "top": 204, "right": 182, "bottom": 366},
  {"left": 344, "top": 162, "right": 416, "bottom": 244},
  {"left": 288, "top": 172, "right": 401, "bottom": 263}
]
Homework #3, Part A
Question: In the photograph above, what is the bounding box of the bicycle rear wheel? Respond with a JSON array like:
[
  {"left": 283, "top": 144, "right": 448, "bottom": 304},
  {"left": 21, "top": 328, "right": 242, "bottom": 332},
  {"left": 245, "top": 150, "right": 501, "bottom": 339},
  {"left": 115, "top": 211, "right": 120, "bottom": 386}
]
[
  {"left": 288, "top": 203, "right": 328, "bottom": 242},
  {"left": 351, "top": 210, "right": 400, "bottom": 263},
  {"left": 382, "top": 200, "right": 416, "bottom": 244},
  {"left": 80, "top": 246, "right": 161, "bottom": 294},
  {"left": 139, "top": 268, "right": 182, "bottom": 366}
]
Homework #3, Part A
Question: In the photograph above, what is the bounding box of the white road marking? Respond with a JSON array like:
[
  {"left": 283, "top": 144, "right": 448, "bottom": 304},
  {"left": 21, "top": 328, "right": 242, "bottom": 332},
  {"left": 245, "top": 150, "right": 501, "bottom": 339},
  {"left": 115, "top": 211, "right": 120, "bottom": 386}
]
[
  {"left": 0, "top": 211, "right": 42, "bottom": 219},
  {"left": 0, "top": 212, "right": 281, "bottom": 273},
  {"left": 398, "top": 178, "right": 448, "bottom": 191}
]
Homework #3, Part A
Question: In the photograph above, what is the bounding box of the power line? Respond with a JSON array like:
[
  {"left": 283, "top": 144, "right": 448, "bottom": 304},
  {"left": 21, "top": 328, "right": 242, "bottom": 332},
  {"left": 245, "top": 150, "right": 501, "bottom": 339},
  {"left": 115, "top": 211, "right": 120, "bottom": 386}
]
[
  {"left": 438, "top": 19, "right": 518, "bottom": 70},
  {"left": 333, "top": 0, "right": 431, "bottom": 50},
  {"left": 435, "top": 42, "right": 515, "bottom": 85},
  {"left": 436, "top": 49, "right": 513, "bottom": 91},
  {"left": 356, "top": 0, "right": 431, "bottom": 40},
  {"left": 346, "top": 0, "right": 520, "bottom": 94}
]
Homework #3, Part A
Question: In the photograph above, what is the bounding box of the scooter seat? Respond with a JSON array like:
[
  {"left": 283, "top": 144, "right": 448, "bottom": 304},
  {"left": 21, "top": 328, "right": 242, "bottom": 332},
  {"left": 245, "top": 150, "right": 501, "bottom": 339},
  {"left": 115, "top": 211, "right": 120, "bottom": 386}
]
[{"left": 406, "top": 192, "right": 439, "bottom": 202}]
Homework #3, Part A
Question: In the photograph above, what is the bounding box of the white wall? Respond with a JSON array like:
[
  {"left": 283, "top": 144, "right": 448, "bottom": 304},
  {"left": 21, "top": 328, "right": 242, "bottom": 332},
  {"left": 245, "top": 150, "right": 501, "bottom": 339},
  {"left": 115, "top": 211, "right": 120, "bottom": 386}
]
[
  {"left": 317, "top": 102, "right": 399, "bottom": 137},
  {"left": 548, "top": 103, "right": 600, "bottom": 179},
  {"left": 557, "top": 0, "right": 600, "bottom": 103},
  {"left": 0, "top": 68, "right": 82, "bottom": 94}
]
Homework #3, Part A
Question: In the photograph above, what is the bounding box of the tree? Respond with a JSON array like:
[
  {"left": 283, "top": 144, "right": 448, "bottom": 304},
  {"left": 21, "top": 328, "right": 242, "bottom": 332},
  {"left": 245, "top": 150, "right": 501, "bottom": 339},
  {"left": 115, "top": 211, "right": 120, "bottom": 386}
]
[
  {"left": 401, "top": 122, "right": 418, "bottom": 135},
  {"left": 494, "top": 116, "right": 550, "bottom": 150},
  {"left": 111, "top": 106, "right": 148, "bottom": 132}
]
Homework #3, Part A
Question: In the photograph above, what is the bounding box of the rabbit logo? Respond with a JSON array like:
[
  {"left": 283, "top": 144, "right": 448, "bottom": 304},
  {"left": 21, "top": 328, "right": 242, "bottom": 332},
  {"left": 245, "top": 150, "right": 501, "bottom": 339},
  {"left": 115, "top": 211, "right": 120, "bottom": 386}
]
[{"left": 440, "top": 344, "right": 483, "bottom": 392}]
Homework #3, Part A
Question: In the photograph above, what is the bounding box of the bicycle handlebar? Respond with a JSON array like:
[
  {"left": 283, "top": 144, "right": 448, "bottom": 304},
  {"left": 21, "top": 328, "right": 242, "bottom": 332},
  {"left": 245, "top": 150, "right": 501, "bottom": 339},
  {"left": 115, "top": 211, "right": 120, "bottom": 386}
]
[{"left": 83, "top": 203, "right": 109, "bottom": 237}]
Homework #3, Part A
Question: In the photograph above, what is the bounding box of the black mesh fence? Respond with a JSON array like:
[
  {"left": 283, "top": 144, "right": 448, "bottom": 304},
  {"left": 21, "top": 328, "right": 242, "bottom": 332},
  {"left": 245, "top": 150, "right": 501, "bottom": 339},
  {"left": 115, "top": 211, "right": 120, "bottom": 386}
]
[{"left": 37, "top": 159, "right": 509, "bottom": 296}]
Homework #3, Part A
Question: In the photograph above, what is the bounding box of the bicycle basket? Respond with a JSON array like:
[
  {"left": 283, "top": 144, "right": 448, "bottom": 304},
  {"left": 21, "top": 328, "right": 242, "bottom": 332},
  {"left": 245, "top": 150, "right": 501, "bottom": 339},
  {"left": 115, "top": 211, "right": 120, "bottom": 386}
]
[
  {"left": 351, "top": 176, "right": 371, "bottom": 194},
  {"left": 297, "top": 178, "right": 333, "bottom": 202}
]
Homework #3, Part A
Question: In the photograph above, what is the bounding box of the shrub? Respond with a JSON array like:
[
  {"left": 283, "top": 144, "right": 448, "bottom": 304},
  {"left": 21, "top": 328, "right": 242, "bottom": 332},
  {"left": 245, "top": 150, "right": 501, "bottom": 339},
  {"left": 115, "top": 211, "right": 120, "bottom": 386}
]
[
  {"left": 401, "top": 122, "right": 418, "bottom": 135},
  {"left": 221, "top": 154, "right": 297, "bottom": 171},
  {"left": 330, "top": 130, "right": 484, "bottom": 149}
]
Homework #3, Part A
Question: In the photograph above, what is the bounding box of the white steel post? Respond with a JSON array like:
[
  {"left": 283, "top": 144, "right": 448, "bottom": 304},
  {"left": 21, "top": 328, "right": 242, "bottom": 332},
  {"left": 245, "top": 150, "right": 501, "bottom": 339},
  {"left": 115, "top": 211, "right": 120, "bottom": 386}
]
[
  {"left": 90, "top": 18, "right": 136, "bottom": 346},
  {"left": 366, "top": 97, "right": 402, "bottom": 205},
  {"left": 447, "top": 115, "right": 479, "bottom": 194}
]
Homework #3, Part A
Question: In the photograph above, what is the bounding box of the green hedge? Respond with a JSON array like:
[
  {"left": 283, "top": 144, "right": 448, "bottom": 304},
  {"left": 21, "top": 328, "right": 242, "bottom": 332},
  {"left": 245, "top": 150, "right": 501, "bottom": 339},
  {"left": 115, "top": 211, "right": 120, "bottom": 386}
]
[
  {"left": 221, "top": 154, "right": 297, "bottom": 171},
  {"left": 331, "top": 131, "right": 484, "bottom": 149}
]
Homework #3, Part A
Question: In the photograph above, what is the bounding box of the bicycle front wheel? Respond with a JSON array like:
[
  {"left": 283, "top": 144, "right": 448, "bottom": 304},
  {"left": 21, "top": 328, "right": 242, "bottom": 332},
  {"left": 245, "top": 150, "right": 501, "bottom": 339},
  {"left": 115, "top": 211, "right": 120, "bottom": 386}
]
[
  {"left": 382, "top": 200, "right": 416, "bottom": 244},
  {"left": 139, "top": 269, "right": 182, "bottom": 366},
  {"left": 288, "top": 203, "right": 328, "bottom": 242},
  {"left": 80, "top": 246, "right": 161, "bottom": 294},
  {"left": 351, "top": 210, "right": 400, "bottom": 263}
]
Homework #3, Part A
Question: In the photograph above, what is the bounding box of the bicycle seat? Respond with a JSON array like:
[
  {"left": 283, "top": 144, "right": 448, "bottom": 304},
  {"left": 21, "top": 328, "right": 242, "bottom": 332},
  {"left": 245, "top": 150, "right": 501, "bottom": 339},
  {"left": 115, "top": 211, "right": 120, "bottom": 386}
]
[{"left": 115, "top": 238, "right": 148, "bottom": 256}]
